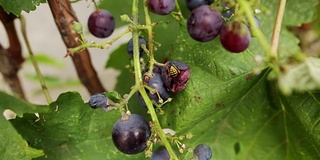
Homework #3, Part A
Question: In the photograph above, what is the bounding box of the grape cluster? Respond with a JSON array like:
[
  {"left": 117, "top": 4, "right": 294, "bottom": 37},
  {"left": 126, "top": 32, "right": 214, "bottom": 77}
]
[
  {"left": 184, "top": 1, "right": 260, "bottom": 53},
  {"left": 138, "top": 60, "right": 190, "bottom": 107},
  {"left": 85, "top": 1, "right": 255, "bottom": 158}
]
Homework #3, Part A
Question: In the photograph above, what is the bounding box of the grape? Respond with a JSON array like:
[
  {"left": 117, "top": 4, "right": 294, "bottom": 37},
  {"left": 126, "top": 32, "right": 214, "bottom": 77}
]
[
  {"left": 151, "top": 147, "right": 170, "bottom": 160},
  {"left": 193, "top": 144, "right": 212, "bottom": 160},
  {"left": 87, "top": 9, "right": 115, "bottom": 38},
  {"left": 127, "top": 36, "right": 148, "bottom": 58},
  {"left": 161, "top": 60, "right": 190, "bottom": 92},
  {"left": 219, "top": 20, "right": 251, "bottom": 53},
  {"left": 88, "top": 93, "right": 108, "bottom": 109},
  {"left": 138, "top": 72, "right": 170, "bottom": 107},
  {"left": 222, "top": 8, "right": 234, "bottom": 19},
  {"left": 185, "top": 0, "right": 214, "bottom": 11},
  {"left": 187, "top": 5, "right": 223, "bottom": 42},
  {"left": 147, "top": 0, "right": 176, "bottom": 15},
  {"left": 112, "top": 114, "right": 151, "bottom": 154}
]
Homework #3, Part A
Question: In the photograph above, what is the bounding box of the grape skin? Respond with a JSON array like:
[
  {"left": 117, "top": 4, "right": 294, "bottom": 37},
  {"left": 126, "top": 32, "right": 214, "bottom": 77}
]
[
  {"left": 87, "top": 9, "right": 115, "bottom": 38},
  {"left": 185, "top": 0, "right": 214, "bottom": 11},
  {"left": 147, "top": 0, "right": 176, "bottom": 15},
  {"left": 138, "top": 72, "right": 170, "bottom": 107},
  {"left": 88, "top": 93, "right": 108, "bottom": 109},
  {"left": 187, "top": 5, "right": 223, "bottom": 42},
  {"left": 161, "top": 60, "right": 190, "bottom": 92},
  {"left": 151, "top": 147, "right": 170, "bottom": 160},
  {"left": 127, "top": 36, "right": 148, "bottom": 58},
  {"left": 222, "top": 8, "right": 234, "bottom": 19},
  {"left": 112, "top": 114, "right": 151, "bottom": 154},
  {"left": 219, "top": 21, "right": 251, "bottom": 53},
  {"left": 193, "top": 144, "right": 212, "bottom": 160}
]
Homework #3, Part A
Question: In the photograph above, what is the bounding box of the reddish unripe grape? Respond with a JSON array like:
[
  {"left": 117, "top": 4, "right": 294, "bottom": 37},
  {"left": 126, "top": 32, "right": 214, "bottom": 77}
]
[
  {"left": 147, "top": 0, "right": 176, "bottom": 15},
  {"left": 219, "top": 21, "right": 251, "bottom": 53},
  {"left": 187, "top": 5, "right": 223, "bottom": 42},
  {"left": 87, "top": 9, "right": 115, "bottom": 38}
]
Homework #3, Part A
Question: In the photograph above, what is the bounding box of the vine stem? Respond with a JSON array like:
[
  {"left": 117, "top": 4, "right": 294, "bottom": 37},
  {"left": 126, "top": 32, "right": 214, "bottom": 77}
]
[
  {"left": 19, "top": 15, "right": 52, "bottom": 104},
  {"left": 67, "top": 27, "right": 131, "bottom": 55},
  {"left": 132, "top": 0, "right": 178, "bottom": 159},
  {"left": 143, "top": 0, "right": 157, "bottom": 76},
  {"left": 238, "top": 0, "right": 275, "bottom": 60},
  {"left": 272, "top": 0, "right": 290, "bottom": 157},
  {"left": 271, "top": 0, "right": 287, "bottom": 54},
  {"left": 238, "top": 0, "right": 284, "bottom": 76}
]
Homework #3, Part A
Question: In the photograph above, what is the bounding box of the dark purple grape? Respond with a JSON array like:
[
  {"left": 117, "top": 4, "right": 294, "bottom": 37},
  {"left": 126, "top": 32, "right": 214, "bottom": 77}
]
[
  {"left": 222, "top": 8, "right": 234, "bottom": 19},
  {"left": 112, "top": 114, "right": 151, "bottom": 154},
  {"left": 187, "top": 5, "right": 223, "bottom": 42},
  {"left": 147, "top": 0, "right": 176, "bottom": 15},
  {"left": 88, "top": 93, "right": 108, "bottom": 109},
  {"left": 151, "top": 147, "right": 170, "bottom": 160},
  {"left": 138, "top": 72, "right": 170, "bottom": 107},
  {"left": 127, "top": 36, "right": 148, "bottom": 58},
  {"left": 185, "top": 0, "right": 214, "bottom": 11},
  {"left": 161, "top": 60, "right": 190, "bottom": 92},
  {"left": 219, "top": 20, "right": 251, "bottom": 53},
  {"left": 193, "top": 144, "right": 212, "bottom": 160},
  {"left": 87, "top": 9, "right": 115, "bottom": 38}
]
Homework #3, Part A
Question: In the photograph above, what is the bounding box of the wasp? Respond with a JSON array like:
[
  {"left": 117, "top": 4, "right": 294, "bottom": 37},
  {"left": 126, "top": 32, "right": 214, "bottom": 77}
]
[{"left": 168, "top": 64, "right": 180, "bottom": 77}]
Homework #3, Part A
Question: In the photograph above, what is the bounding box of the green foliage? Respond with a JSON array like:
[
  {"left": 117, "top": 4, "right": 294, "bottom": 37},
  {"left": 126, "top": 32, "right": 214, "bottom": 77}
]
[
  {"left": 25, "top": 54, "right": 65, "bottom": 68},
  {"left": 2, "top": 0, "right": 320, "bottom": 159},
  {"left": 0, "top": 92, "right": 47, "bottom": 159},
  {"left": 0, "top": 0, "right": 46, "bottom": 16},
  {"left": 11, "top": 92, "right": 144, "bottom": 159}
]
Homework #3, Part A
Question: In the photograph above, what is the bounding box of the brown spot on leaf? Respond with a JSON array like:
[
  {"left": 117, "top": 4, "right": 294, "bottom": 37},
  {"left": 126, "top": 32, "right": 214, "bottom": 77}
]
[
  {"left": 215, "top": 103, "right": 224, "bottom": 108},
  {"left": 194, "top": 95, "right": 201, "bottom": 103},
  {"left": 246, "top": 73, "right": 253, "bottom": 80}
]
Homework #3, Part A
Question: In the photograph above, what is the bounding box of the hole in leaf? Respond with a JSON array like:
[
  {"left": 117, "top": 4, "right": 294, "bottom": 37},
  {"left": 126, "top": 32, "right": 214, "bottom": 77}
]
[{"left": 234, "top": 142, "right": 240, "bottom": 154}]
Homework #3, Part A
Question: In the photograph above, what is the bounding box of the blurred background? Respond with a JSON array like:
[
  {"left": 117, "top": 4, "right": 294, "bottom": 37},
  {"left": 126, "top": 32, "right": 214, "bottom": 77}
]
[{"left": 0, "top": 2, "right": 130, "bottom": 105}]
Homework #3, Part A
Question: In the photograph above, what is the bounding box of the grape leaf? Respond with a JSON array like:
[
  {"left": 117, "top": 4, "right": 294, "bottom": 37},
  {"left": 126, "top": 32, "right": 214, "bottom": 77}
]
[
  {"left": 102, "top": 0, "right": 320, "bottom": 159},
  {"left": 11, "top": 92, "right": 146, "bottom": 159},
  {"left": 154, "top": 1, "right": 320, "bottom": 159},
  {"left": 0, "top": 0, "right": 46, "bottom": 16},
  {"left": 0, "top": 91, "right": 47, "bottom": 159}
]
